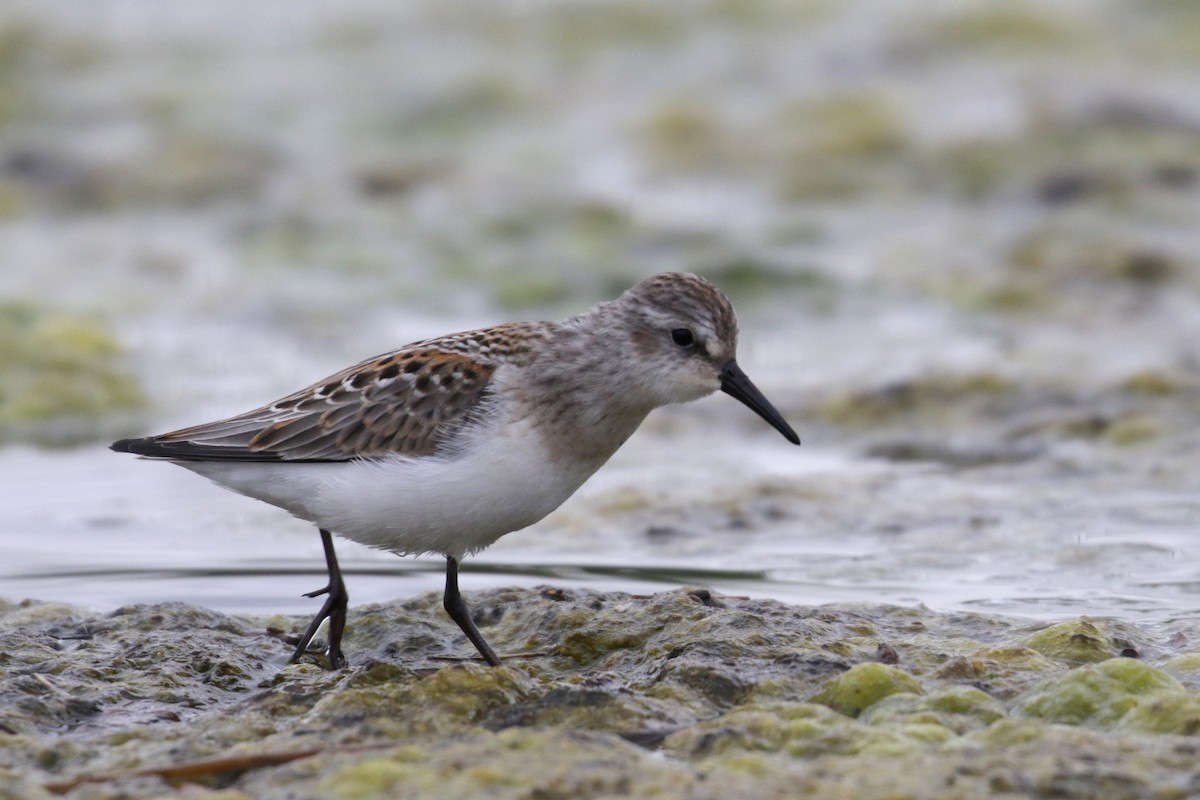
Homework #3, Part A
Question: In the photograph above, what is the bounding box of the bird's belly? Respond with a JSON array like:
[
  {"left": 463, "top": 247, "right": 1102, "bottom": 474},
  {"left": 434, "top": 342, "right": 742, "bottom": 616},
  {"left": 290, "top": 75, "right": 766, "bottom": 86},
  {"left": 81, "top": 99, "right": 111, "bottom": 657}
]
[
  {"left": 180, "top": 414, "right": 597, "bottom": 558},
  {"left": 315, "top": 441, "right": 600, "bottom": 558}
]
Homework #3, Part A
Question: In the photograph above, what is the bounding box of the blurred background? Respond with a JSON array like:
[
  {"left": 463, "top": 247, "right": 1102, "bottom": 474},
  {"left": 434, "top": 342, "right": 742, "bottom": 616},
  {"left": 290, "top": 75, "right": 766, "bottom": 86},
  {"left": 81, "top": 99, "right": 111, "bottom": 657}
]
[{"left": 2, "top": 0, "right": 1199, "bottom": 626}]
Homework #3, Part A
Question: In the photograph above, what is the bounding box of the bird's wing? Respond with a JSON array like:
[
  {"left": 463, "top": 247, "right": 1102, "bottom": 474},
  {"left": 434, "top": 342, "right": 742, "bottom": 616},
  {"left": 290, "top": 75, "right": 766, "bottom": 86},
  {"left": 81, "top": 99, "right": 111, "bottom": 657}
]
[{"left": 113, "top": 345, "right": 502, "bottom": 462}]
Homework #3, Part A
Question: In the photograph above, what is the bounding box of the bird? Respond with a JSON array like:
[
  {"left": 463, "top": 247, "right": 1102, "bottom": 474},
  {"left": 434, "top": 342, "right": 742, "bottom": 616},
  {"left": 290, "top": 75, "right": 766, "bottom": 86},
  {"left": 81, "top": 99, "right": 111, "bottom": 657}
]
[{"left": 111, "top": 272, "right": 800, "bottom": 668}]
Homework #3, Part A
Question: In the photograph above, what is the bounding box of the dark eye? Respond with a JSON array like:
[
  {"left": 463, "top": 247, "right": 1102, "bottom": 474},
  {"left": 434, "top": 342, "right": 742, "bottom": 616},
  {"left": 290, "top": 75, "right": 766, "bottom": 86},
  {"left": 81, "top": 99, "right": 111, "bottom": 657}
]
[{"left": 670, "top": 328, "right": 696, "bottom": 347}]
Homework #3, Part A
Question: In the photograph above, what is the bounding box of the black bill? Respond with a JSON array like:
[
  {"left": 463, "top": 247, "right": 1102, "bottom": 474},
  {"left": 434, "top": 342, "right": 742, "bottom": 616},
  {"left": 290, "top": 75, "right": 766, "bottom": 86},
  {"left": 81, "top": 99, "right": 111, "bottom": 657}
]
[{"left": 719, "top": 359, "right": 801, "bottom": 445}]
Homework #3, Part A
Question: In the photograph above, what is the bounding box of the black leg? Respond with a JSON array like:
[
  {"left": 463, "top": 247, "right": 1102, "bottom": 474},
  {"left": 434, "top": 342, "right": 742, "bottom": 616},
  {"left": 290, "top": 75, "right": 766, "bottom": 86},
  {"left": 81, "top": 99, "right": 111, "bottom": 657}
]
[
  {"left": 443, "top": 556, "right": 502, "bottom": 667},
  {"left": 289, "top": 528, "right": 348, "bottom": 668}
]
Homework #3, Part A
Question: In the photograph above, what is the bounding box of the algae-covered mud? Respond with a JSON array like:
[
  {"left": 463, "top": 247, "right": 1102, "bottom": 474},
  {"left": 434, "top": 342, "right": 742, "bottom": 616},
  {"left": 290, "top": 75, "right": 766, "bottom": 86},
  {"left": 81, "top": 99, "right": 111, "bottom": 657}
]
[
  {"left": 3, "top": 0, "right": 1200, "bottom": 797},
  {"left": 4, "top": 592, "right": 1200, "bottom": 799}
]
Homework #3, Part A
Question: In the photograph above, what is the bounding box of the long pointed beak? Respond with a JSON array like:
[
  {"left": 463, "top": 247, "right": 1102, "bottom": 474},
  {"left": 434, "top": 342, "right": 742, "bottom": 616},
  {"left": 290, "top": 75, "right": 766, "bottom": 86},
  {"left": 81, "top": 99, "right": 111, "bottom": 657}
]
[{"left": 719, "top": 359, "right": 800, "bottom": 445}]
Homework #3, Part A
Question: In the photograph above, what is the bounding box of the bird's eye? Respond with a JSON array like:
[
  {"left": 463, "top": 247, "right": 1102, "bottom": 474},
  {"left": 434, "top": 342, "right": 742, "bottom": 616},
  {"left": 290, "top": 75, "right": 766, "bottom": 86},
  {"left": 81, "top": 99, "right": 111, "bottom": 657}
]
[{"left": 670, "top": 328, "right": 696, "bottom": 348}]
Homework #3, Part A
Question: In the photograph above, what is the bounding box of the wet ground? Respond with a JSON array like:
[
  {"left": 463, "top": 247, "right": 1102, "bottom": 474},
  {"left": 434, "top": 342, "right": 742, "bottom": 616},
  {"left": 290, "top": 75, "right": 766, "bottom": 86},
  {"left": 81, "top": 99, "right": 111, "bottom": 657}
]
[
  {"left": 2, "top": 0, "right": 1200, "bottom": 797},
  {"left": 5, "top": 592, "right": 1200, "bottom": 798}
]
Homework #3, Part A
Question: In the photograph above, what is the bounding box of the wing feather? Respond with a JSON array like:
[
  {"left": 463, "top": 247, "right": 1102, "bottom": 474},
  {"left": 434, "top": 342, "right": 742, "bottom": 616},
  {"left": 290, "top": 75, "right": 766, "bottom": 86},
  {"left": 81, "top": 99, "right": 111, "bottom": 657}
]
[{"left": 112, "top": 348, "right": 500, "bottom": 462}]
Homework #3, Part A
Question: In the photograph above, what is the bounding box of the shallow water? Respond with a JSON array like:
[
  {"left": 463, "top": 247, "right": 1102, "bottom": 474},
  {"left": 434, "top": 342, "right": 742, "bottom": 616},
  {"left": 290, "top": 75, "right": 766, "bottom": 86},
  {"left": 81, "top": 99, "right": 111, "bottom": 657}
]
[
  {"left": 2, "top": 0, "right": 1199, "bottom": 631},
  {"left": 5, "top": 412, "right": 1200, "bottom": 629}
]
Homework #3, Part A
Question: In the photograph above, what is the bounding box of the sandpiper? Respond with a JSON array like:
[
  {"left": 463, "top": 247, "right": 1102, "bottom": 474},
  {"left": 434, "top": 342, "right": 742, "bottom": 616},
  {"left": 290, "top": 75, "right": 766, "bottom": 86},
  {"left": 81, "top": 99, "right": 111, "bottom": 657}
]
[{"left": 112, "top": 272, "right": 800, "bottom": 667}]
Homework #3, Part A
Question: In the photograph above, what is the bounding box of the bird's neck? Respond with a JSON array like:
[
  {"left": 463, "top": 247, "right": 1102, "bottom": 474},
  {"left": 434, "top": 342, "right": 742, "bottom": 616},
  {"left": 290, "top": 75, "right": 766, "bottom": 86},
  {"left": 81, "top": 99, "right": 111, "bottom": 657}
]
[{"left": 518, "top": 316, "right": 654, "bottom": 465}]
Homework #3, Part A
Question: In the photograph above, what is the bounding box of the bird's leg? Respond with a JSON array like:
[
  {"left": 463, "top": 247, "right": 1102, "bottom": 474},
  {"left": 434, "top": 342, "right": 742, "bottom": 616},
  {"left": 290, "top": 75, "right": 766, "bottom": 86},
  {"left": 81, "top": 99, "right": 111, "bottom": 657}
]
[
  {"left": 289, "top": 528, "right": 348, "bottom": 668},
  {"left": 443, "top": 556, "right": 502, "bottom": 667}
]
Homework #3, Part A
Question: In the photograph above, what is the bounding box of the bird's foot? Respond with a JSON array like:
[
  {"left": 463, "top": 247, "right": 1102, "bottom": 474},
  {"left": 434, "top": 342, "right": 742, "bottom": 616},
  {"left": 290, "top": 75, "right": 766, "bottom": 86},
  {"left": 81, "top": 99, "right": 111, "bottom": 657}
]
[{"left": 290, "top": 580, "right": 349, "bottom": 669}]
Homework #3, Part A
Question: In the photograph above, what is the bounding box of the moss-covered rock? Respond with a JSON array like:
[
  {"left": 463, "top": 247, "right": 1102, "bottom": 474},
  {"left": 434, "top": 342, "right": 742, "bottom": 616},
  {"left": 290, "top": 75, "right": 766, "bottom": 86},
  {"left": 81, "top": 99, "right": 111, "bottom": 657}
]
[
  {"left": 859, "top": 685, "right": 1007, "bottom": 734},
  {"left": 5, "top": 592, "right": 1200, "bottom": 798},
  {"left": 1015, "top": 658, "right": 1184, "bottom": 728},
  {"left": 1024, "top": 619, "right": 1135, "bottom": 664},
  {"left": 809, "top": 662, "right": 924, "bottom": 717}
]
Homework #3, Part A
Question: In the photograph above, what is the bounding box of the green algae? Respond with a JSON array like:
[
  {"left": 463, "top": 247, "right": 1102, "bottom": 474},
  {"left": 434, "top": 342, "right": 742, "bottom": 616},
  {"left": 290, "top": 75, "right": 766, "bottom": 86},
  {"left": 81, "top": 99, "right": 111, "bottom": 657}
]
[
  {"left": 0, "top": 303, "right": 144, "bottom": 446},
  {"left": 1115, "top": 692, "right": 1200, "bottom": 735},
  {"left": 778, "top": 94, "right": 907, "bottom": 161},
  {"left": 1024, "top": 619, "right": 1140, "bottom": 664},
  {"left": 1009, "top": 227, "right": 1180, "bottom": 285},
  {"left": 637, "top": 89, "right": 919, "bottom": 202},
  {"left": 700, "top": 257, "right": 833, "bottom": 299},
  {"left": 859, "top": 686, "right": 1006, "bottom": 734},
  {"left": 374, "top": 75, "right": 527, "bottom": 145},
  {"left": 935, "top": 646, "right": 1064, "bottom": 699},
  {"left": 773, "top": 93, "right": 912, "bottom": 202},
  {"left": 809, "top": 662, "right": 923, "bottom": 717},
  {"left": 303, "top": 663, "right": 535, "bottom": 738},
  {"left": 4, "top": 134, "right": 279, "bottom": 214},
  {"left": 1103, "top": 414, "right": 1165, "bottom": 446},
  {"left": 1120, "top": 370, "right": 1185, "bottom": 396},
  {"left": 1162, "top": 653, "right": 1200, "bottom": 684},
  {"left": 490, "top": 274, "right": 577, "bottom": 311},
  {"left": 322, "top": 753, "right": 428, "bottom": 800},
  {"left": 639, "top": 102, "right": 728, "bottom": 173},
  {"left": 0, "top": 21, "right": 83, "bottom": 132},
  {"left": 918, "top": 5, "right": 1085, "bottom": 55},
  {"left": 1016, "top": 659, "right": 1187, "bottom": 729},
  {"left": 313, "top": 729, "right": 689, "bottom": 800},
  {"left": 0, "top": 21, "right": 36, "bottom": 74},
  {"left": 636, "top": 66, "right": 1200, "bottom": 208},
  {"left": 534, "top": 0, "right": 698, "bottom": 68},
  {"left": 810, "top": 365, "right": 1195, "bottom": 457},
  {"left": 130, "top": 134, "right": 281, "bottom": 208},
  {"left": 926, "top": 111, "right": 1200, "bottom": 203},
  {"left": 810, "top": 371, "right": 1015, "bottom": 427},
  {"left": 1135, "top": 0, "right": 1200, "bottom": 62},
  {"left": 663, "top": 700, "right": 967, "bottom": 760}
]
